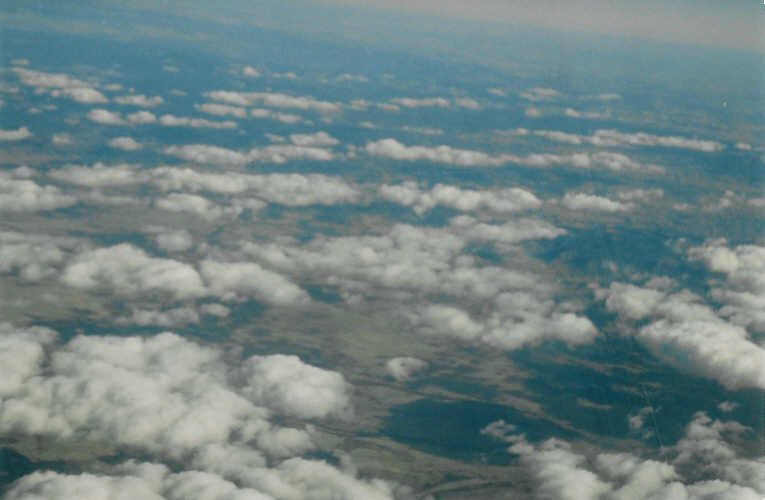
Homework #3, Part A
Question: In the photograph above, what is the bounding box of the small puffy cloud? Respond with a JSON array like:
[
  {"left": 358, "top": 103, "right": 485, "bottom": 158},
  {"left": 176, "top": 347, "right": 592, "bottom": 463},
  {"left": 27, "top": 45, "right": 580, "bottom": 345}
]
[
  {"left": 158, "top": 114, "right": 237, "bottom": 129},
  {"left": 0, "top": 178, "right": 77, "bottom": 211},
  {"left": 154, "top": 193, "right": 242, "bottom": 220},
  {"left": 386, "top": 357, "right": 428, "bottom": 381},
  {"left": 410, "top": 299, "right": 596, "bottom": 351},
  {"left": 127, "top": 110, "right": 158, "bottom": 124},
  {"left": 366, "top": 139, "right": 661, "bottom": 172},
  {"left": 590, "top": 129, "right": 723, "bottom": 152},
  {"left": 0, "top": 126, "right": 32, "bottom": 141},
  {"left": 0, "top": 323, "right": 58, "bottom": 397},
  {"left": 207, "top": 90, "right": 339, "bottom": 113},
  {"left": 246, "top": 173, "right": 358, "bottom": 206},
  {"left": 288, "top": 131, "right": 339, "bottom": 147},
  {"left": 200, "top": 260, "right": 309, "bottom": 305},
  {"left": 380, "top": 181, "right": 541, "bottom": 215},
  {"left": 455, "top": 97, "right": 481, "bottom": 109},
  {"left": 525, "top": 106, "right": 542, "bottom": 117},
  {"left": 389, "top": 97, "right": 450, "bottom": 108},
  {"left": 242, "top": 65, "right": 261, "bottom": 77},
  {"left": 200, "top": 303, "right": 230, "bottom": 317},
  {"left": 108, "top": 136, "right": 142, "bottom": 151},
  {"left": 603, "top": 281, "right": 765, "bottom": 389},
  {"left": 114, "top": 94, "right": 164, "bottom": 107},
  {"left": 243, "top": 218, "right": 587, "bottom": 351},
  {"left": 88, "top": 108, "right": 126, "bottom": 125},
  {"left": 61, "top": 243, "right": 206, "bottom": 299},
  {"left": 0, "top": 325, "right": 398, "bottom": 499},
  {"left": 561, "top": 192, "right": 633, "bottom": 212},
  {"left": 718, "top": 401, "right": 738, "bottom": 412},
  {"left": 155, "top": 229, "right": 193, "bottom": 252},
  {"left": 150, "top": 167, "right": 358, "bottom": 206},
  {"left": 365, "top": 138, "right": 511, "bottom": 167},
  {"left": 50, "top": 87, "right": 108, "bottom": 103},
  {"left": 250, "top": 108, "right": 303, "bottom": 123},
  {"left": 164, "top": 143, "right": 335, "bottom": 166},
  {"left": 563, "top": 107, "right": 606, "bottom": 119},
  {"left": 0, "top": 231, "right": 82, "bottom": 281},
  {"left": 240, "top": 354, "right": 352, "bottom": 419},
  {"left": 51, "top": 132, "right": 73, "bottom": 145},
  {"left": 195, "top": 103, "right": 247, "bottom": 118},
  {"left": 49, "top": 162, "right": 144, "bottom": 187},
  {"left": 520, "top": 87, "right": 561, "bottom": 101},
  {"left": 163, "top": 144, "right": 249, "bottom": 166},
  {"left": 533, "top": 128, "right": 724, "bottom": 153},
  {"left": 13, "top": 67, "right": 107, "bottom": 103},
  {"left": 735, "top": 142, "right": 752, "bottom": 151},
  {"left": 484, "top": 410, "right": 765, "bottom": 500},
  {"left": 688, "top": 240, "right": 765, "bottom": 332},
  {"left": 116, "top": 307, "right": 200, "bottom": 327}
]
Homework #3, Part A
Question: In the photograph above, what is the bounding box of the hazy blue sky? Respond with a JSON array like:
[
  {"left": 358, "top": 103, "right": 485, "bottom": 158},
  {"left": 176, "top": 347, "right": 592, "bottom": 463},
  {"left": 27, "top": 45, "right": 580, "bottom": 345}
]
[{"left": 315, "top": 0, "right": 765, "bottom": 52}]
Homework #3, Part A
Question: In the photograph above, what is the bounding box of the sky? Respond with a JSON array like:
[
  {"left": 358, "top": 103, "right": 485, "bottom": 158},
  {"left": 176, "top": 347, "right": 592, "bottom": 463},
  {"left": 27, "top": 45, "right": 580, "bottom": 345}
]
[{"left": 315, "top": 0, "right": 764, "bottom": 52}]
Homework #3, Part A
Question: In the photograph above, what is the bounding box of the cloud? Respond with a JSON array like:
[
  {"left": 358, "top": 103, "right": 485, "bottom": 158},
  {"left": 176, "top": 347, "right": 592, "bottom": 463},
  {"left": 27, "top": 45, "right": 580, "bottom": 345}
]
[
  {"left": 365, "top": 138, "right": 663, "bottom": 172},
  {"left": 245, "top": 173, "right": 358, "bottom": 206},
  {"left": 563, "top": 107, "right": 606, "bottom": 119},
  {"left": 0, "top": 126, "right": 32, "bottom": 141},
  {"left": 148, "top": 167, "right": 358, "bottom": 206},
  {"left": 50, "top": 87, "right": 109, "bottom": 103},
  {"left": 154, "top": 229, "right": 193, "bottom": 252},
  {"left": 250, "top": 108, "right": 304, "bottom": 123},
  {"left": 49, "top": 162, "right": 144, "bottom": 187},
  {"left": 0, "top": 231, "right": 83, "bottom": 281},
  {"left": 0, "top": 325, "right": 397, "bottom": 498},
  {"left": 561, "top": 192, "right": 633, "bottom": 212},
  {"left": 163, "top": 144, "right": 249, "bottom": 166},
  {"left": 0, "top": 178, "right": 77, "bottom": 212},
  {"left": 199, "top": 261, "right": 309, "bottom": 305},
  {"left": 524, "top": 106, "right": 541, "bottom": 117},
  {"left": 590, "top": 129, "right": 724, "bottom": 152},
  {"left": 365, "top": 138, "right": 512, "bottom": 167},
  {"left": 455, "top": 97, "right": 481, "bottom": 109},
  {"left": 116, "top": 307, "right": 200, "bottom": 327},
  {"left": 379, "top": 181, "right": 541, "bottom": 215},
  {"left": 288, "top": 131, "right": 339, "bottom": 147},
  {"left": 242, "top": 218, "right": 591, "bottom": 351},
  {"left": 127, "top": 110, "right": 158, "bottom": 124},
  {"left": 51, "top": 132, "right": 73, "bottom": 145},
  {"left": 13, "top": 67, "right": 108, "bottom": 103},
  {"left": 603, "top": 281, "right": 765, "bottom": 389},
  {"left": 206, "top": 90, "right": 340, "bottom": 113},
  {"left": 61, "top": 244, "right": 206, "bottom": 299},
  {"left": 114, "top": 94, "right": 164, "bottom": 107},
  {"left": 639, "top": 318, "right": 765, "bottom": 390},
  {"left": 195, "top": 103, "right": 248, "bottom": 118},
  {"left": 484, "top": 410, "right": 765, "bottom": 500},
  {"left": 689, "top": 240, "right": 765, "bottom": 332},
  {"left": 240, "top": 354, "right": 352, "bottom": 419},
  {"left": 154, "top": 193, "right": 243, "bottom": 220},
  {"left": 242, "top": 65, "right": 261, "bottom": 77},
  {"left": 88, "top": 108, "right": 126, "bottom": 125},
  {"left": 389, "top": 97, "right": 450, "bottom": 108},
  {"left": 532, "top": 128, "right": 724, "bottom": 152},
  {"left": 385, "top": 357, "right": 428, "bottom": 381},
  {"left": 520, "top": 87, "right": 561, "bottom": 101},
  {"left": 108, "top": 136, "right": 142, "bottom": 151},
  {"left": 158, "top": 114, "right": 237, "bottom": 129},
  {"left": 163, "top": 142, "right": 334, "bottom": 165}
]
